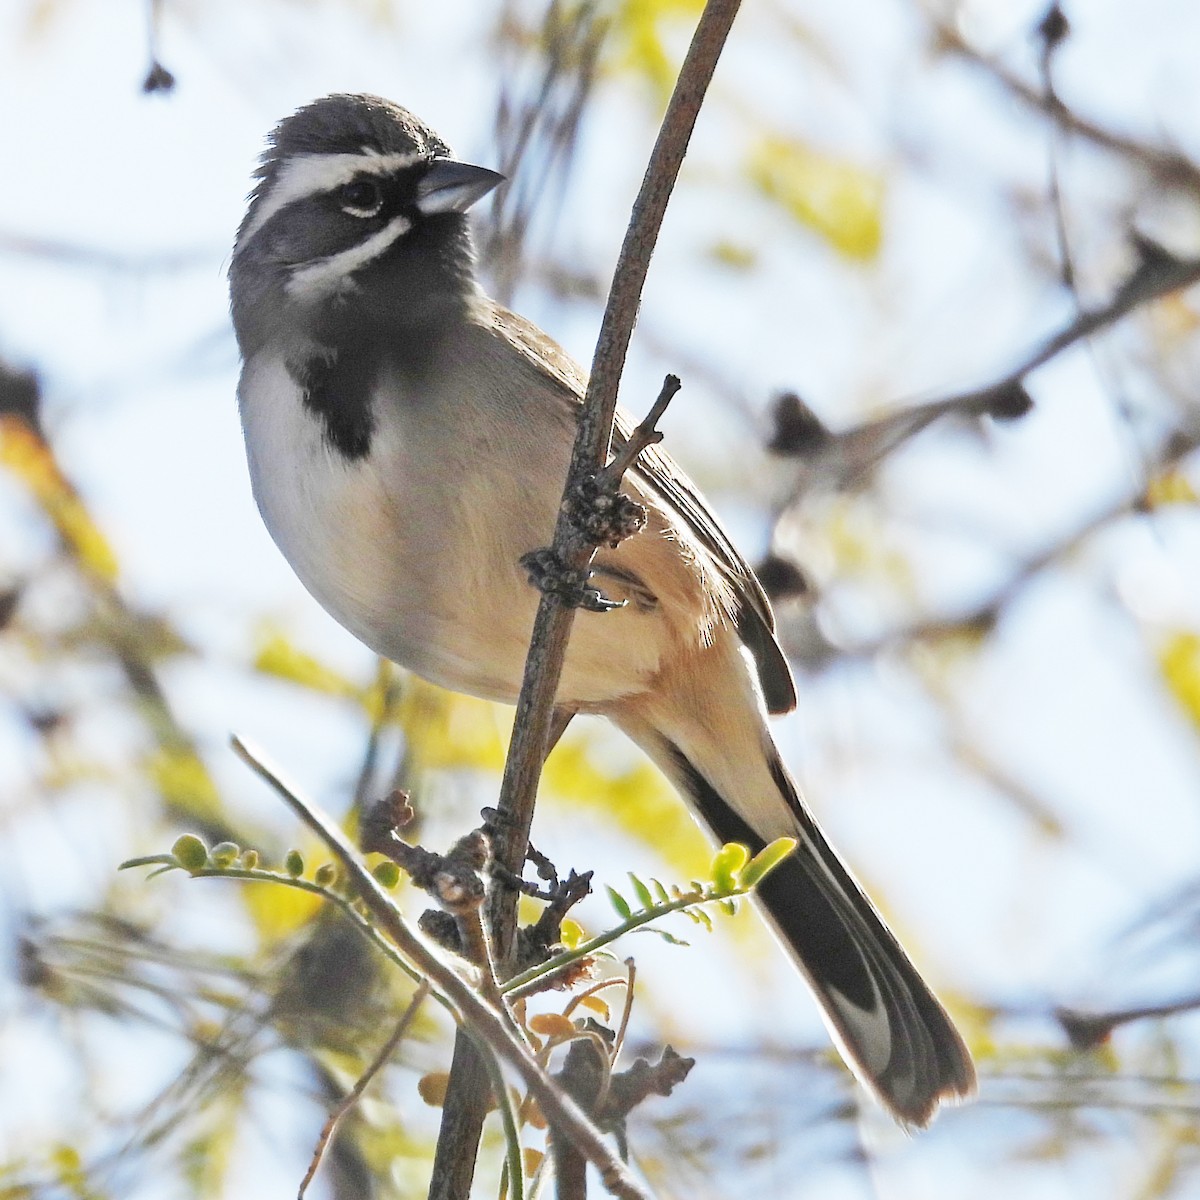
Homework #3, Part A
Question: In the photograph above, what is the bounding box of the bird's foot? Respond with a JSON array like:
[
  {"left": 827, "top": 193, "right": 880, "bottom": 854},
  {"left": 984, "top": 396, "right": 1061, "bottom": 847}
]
[{"left": 520, "top": 548, "right": 625, "bottom": 612}]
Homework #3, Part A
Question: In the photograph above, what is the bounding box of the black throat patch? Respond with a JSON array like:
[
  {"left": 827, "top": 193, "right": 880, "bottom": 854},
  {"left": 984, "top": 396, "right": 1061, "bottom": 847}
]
[{"left": 289, "top": 342, "right": 378, "bottom": 460}]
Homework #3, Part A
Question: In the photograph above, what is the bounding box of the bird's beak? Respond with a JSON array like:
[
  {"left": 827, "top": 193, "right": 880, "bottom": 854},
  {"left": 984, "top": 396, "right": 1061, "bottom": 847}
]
[{"left": 416, "top": 159, "right": 505, "bottom": 215}]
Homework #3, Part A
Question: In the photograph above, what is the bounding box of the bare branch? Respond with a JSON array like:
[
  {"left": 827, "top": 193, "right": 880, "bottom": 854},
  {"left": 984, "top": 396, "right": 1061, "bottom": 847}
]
[
  {"left": 597, "top": 374, "right": 681, "bottom": 489},
  {"left": 778, "top": 248, "right": 1200, "bottom": 491},
  {"left": 433, "top": 3, "right": 743, "bottom": 1190},
  {"left": 297, "top": 981, "right": 430, "bottom": 1200},
  {"left": 935, "top": 22, "right": 1200, "bottom": 197},
  {"left": 488, "top": 0, "right": 741, "bottom": 955},
  {"left": 783, "top": 414, "right": 1200, "bottom": 672},
  {"left": 229, "top": 737, "right": 651, "bottom": 1200}
]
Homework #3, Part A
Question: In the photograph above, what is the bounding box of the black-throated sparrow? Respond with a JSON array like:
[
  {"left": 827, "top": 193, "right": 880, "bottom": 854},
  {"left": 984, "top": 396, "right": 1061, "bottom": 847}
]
[{"left": 230, "top": 93, "right": 974, "bottom": 1125}]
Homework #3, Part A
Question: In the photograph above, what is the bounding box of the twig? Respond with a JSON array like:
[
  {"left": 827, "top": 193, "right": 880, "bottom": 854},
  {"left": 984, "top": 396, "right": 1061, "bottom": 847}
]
[
  {"left": 361, "top": 795, "right": 509, "bottom": 1014},
  {"left": 479, "top": 1043, "right": 527, "bottom": 1200},
  {"left": 1057, "top": 993, "right": 1200, "bottom": 1051},
  {"left": 779, "top": 248, "right": 1200, "bottom": 491},
  {"left": 935, "top": 22, "right": 1200, "bottom": 197},
  {"left": 297, "top": 980, "right": 431, "bottom": 1199},
  {"left": 1033, "top": 3, "right": 1077, "bottom": 295},
  {"left": 229, "top": 736, "right": 651, "bottom": 1200},
  {"left": 488, "top": 0, "right": 742, "bottom": 925},
  {"left": 785, "top": 414, "right": 1200, "bottom": 669},
  {"left": 597, "top": 375, "right": 681, "bottom": 487},
  {"left": 433, "top": 2, "right": 743, "bottom": 1192}
]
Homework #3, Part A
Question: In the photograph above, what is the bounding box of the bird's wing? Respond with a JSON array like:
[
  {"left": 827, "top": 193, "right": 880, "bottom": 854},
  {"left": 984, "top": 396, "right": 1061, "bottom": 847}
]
[{"left": 489, "top": 303, "right": 796, "bottom": 715}]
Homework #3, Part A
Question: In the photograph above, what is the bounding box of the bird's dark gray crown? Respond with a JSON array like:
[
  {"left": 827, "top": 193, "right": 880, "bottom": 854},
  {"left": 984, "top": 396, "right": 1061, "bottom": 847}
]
[
  {"left": 237, "top": 94, "right": 450, "bottom": 243},
  {"left": 264, "top": 94, "right": 446, "bottom": 179}
]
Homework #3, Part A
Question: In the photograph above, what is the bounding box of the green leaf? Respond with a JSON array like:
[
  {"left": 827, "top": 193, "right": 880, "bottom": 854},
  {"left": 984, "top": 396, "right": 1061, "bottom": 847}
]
[
  {"left": 651, "top": 877, "right": 670, "bottom": 905},
  {"left": 629, "top": 873, "right": 654, "bottom": 911},
  {"left": 172, "top": 834, "right": 209, "bottom": 872},
  {"left": 284, "top": 849, "right": 305, "bottom": 879},
  {"left": 635, "top": 926, "right": 690, "bottom": 946},
  {"left": 606, "top": 886, "right": 633, "bottom": 920},
  {"left": 740, "top": 837, "right": 798, "bottom": 890},
  {"left": 210, "top": 841, "right": 240, "bottom": 869},
  {"left": 373, "top": 861, "right": 401, "bottom": 888},
  {"left": 710, "top": 842, "right": 750, "bottom": 893}
]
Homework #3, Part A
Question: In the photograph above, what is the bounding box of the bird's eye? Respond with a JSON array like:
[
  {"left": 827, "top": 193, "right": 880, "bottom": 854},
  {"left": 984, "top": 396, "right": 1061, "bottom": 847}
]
[{"left": 336, "top": 179, "right": 385, "bottom": 218}]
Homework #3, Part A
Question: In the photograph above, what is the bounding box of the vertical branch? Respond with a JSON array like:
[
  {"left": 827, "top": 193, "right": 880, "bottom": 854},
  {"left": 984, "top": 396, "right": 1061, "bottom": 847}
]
[
  {"left": 429, "top": 2, "right": 744, "bottom": 1196},
  {"left": 489, "top": 0, "right": 743, "bottom": 968}
]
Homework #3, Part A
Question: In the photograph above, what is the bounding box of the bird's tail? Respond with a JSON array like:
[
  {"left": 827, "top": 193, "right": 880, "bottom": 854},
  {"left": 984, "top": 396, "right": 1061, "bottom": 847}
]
[{"left": 611, "top": 647, "right": 975, "bottom": 1126}]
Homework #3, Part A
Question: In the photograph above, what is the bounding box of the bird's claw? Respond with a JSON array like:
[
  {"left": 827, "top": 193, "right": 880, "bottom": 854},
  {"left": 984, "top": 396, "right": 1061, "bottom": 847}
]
[{"left": 520, "top": 548, "right": 625, "bottom": 612}]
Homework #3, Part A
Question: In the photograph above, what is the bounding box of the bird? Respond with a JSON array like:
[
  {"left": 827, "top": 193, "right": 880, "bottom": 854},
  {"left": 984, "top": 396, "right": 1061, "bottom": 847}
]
[{"left": 229, "top": 92, "right": 975, "bottom": 1126}]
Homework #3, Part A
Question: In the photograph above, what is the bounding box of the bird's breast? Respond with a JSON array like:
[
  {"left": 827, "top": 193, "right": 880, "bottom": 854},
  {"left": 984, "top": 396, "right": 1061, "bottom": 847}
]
[{"left": 237, "top": 350, "right": 670, "bottom": 705}]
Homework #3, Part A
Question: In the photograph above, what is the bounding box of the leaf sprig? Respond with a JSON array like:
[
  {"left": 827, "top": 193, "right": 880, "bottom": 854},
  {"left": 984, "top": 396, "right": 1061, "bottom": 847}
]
[
  {"left": 504, "top": 837, "right": 797, "bottom": 998},
  {"left": 121, "top": 834, "right": 797, "bottom": 1003}
]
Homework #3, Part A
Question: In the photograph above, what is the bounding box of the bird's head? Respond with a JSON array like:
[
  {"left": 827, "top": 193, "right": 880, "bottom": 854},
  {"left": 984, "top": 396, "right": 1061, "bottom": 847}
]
[{"left": 230, "top": 94, "right": 503, "bottom": 353}]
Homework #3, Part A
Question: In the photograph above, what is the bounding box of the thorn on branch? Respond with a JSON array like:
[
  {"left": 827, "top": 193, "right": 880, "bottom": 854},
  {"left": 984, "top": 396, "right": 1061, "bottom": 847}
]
[
  {"left": 766, "top": 391, "right": 832, "bottom": 456},
  {"left": 525, "top": 838, "right": 562, "bottom": 887},
  {"left": 478, "top": 816, "right": 595, "bottom": 983},
  {"left": 518, "top": 869, "right": 595, "bottom": 976}
]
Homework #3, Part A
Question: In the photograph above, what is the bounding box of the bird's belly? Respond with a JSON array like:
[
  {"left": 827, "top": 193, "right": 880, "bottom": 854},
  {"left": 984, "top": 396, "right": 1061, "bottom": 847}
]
[{"left": 239, "top": 356, "right": 665, "bottom": 707}]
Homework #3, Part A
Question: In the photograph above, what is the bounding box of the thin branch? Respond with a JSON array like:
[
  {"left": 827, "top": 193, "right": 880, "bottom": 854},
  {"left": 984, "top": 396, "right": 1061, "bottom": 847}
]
[
  {"left": 433, "top": 2, "right": 743, "bottom": 1192},
  {"left": 479, "top": 1044, "right": 527, "bottom": 1200},
  {"left": 297, "top": 980, "right": 431, "bottom": 1200},
  {"left": 488, "top": 0, "right": 744, "bottom": 940},
  {"left": 598, "top": 375, "right": 681, "bottom": 487},
  {"left": 778, "top": 249, "right": 1200, "bottom": 491},
  {"left": 351, "top": 659, "right": 402, "bottom": 811},
  {"left": 935, "top": 22, "right": 1200, "bottom": 197},
  {"left": 1057, "top": 993, "right": 1200, "bottom": 1051},
  {"left": 786, "top": 412, "right": 1200, "bottom": 670},
  {"left": 229, "top": 737, "right": 650, "bottom": 1200}
]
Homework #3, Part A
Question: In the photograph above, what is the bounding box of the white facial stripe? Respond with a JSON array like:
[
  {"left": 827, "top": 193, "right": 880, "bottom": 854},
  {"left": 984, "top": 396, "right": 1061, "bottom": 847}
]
[
  {"left": 284, "top": 213, "right": 413, "bottom": 301},
  {"left": 238, "top": 149, "right": 422, "bottom": 247}
]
